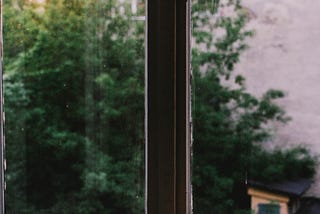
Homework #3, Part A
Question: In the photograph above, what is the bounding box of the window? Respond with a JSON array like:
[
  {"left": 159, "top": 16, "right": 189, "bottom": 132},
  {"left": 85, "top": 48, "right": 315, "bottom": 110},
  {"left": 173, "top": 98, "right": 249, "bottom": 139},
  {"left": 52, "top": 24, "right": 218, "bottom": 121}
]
[
  {"left": 258, "top": 204, "right": 280, "bottom": 214},
  {"left": 2, "top": 0, "right": 320, "bottom": 213},
  {"left": 0, "top": 0, "right": 191, "bottom": 213},
  {"left": 191, "top": 0, "right": 319, "bottom": 213},
  {"left": 2, "top": 0, "right": 147, "bottom": 213}
]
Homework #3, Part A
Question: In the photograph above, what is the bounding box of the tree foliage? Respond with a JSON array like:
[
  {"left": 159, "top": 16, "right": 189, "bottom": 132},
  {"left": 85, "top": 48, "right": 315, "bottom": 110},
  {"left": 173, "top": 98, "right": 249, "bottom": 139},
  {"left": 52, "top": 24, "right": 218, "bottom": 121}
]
[{"left": 4, "top": 0, "right": 144, "bottom": 213}]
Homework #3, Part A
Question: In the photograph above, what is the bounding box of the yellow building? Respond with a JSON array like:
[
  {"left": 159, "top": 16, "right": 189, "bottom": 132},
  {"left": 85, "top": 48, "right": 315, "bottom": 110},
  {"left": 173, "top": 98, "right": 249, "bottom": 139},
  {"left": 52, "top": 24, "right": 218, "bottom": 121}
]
[{"left": 247, "top": 179, "right": 312, "bottom": 214}]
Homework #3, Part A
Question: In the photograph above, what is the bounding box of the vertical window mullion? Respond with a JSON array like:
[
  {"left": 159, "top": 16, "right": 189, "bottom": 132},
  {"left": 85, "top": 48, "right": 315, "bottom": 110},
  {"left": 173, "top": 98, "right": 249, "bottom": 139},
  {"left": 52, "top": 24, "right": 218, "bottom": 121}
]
[
  {"left": 147, "top": 0, "right": 191, "bottom": 213},
  {"left": 176, "top": 0, "right": 191, "bottom": 213}
]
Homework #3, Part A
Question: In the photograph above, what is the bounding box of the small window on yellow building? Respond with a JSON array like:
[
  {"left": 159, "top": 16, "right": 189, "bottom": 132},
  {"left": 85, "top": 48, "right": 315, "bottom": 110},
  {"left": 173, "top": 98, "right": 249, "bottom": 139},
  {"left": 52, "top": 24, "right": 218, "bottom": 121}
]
[{"left": 258, "top": 203, "right": 280, "bottom": 214}]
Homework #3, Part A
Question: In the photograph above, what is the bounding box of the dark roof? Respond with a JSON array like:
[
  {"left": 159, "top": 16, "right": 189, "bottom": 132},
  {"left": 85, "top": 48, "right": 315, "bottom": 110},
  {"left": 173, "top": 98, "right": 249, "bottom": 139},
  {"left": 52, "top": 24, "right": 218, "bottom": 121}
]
[
  {"left": 296, "top": 198, "right": 320, "bottom": 214},
  {"left": 247, "top": 179, "right": 312, "bottom": 197}
]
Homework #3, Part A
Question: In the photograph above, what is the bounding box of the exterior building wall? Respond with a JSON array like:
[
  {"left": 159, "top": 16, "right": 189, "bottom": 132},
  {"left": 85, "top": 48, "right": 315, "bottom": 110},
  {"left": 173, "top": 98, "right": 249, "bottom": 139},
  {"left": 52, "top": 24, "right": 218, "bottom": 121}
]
[
  {"left": 248, "top": 187, "right": 289, "bottom": 214},
  {"left": 237, "top": 0, "right": 320, "bottom": 151},
  {"left": 237, "top": 0, "right": 320, "bottom": 197}
]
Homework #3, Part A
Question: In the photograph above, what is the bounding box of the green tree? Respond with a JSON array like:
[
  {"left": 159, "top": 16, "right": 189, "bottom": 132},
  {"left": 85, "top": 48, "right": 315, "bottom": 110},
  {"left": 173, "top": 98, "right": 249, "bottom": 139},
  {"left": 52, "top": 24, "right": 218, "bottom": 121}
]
[
  {"left": 4, "top": 0, "right": 144, "bottom": 213},
  {"left": 4, "top": 74, "right": 30, "bottom": 212}
]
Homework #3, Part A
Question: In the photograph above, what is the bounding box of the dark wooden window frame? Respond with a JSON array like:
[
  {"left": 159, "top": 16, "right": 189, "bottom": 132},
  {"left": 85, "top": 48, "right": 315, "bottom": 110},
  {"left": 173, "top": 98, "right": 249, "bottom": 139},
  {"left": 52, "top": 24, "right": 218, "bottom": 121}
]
[
  {"left": 0, "top": 0, "right": 192, "bottom": 213},
  {"left": 147, "top": 0, "right": 192, "bottom": 213}
]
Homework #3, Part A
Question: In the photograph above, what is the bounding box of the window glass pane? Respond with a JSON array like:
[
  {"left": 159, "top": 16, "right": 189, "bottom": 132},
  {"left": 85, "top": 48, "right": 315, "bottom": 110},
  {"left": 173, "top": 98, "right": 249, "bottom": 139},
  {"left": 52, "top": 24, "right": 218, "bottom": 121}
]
[
  {"left": 192, "top": 0, "right": 318, "bottom": 213},
  {"left": 258, "top": 204, "right": 280, "bottom": 214},
  {"left": 3, "top": 0, "right": 145, "bottom": 213}
]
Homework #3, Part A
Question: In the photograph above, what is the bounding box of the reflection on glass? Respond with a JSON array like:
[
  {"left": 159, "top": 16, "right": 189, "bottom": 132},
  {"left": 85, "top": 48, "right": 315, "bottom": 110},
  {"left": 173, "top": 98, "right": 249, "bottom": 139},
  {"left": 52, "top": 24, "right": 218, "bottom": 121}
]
[
  {"left": 192, "top": 0, "right": 317, "bottom": 213},
  {"left": 3, "top": 0, "right": 145, "bottom": 213}
]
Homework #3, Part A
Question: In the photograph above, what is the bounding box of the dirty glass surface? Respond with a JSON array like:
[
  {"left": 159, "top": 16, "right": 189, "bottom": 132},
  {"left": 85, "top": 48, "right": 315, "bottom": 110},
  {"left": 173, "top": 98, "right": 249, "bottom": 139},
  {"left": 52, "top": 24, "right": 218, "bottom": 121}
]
[
  {"left": 3, "top": 0, "right": 145, "bottom": 213},
  {"left": 192, "top": 0, "right": 318, "bottom": 213}
]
